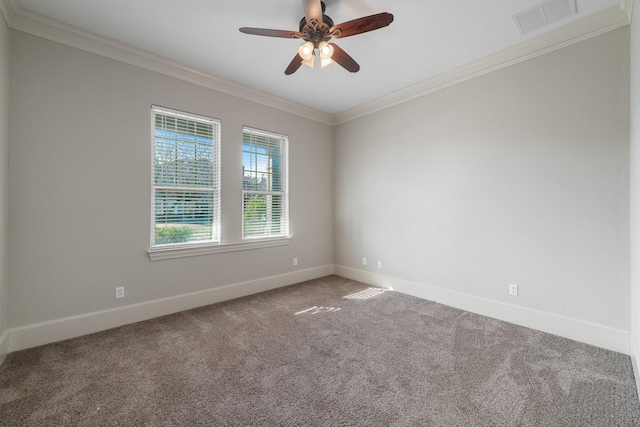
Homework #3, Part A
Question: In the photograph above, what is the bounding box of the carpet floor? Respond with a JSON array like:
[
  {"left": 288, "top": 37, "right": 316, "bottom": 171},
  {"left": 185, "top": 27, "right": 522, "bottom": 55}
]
[{"left": 0, "top": 275, "right": 639, "bottom": 426}]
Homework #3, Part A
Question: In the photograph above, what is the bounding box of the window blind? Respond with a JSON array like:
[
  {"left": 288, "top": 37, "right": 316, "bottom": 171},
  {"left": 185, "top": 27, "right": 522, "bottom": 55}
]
[
  {"left": 152, "top": 106, "right": 220, "bottom": 246},
  {"left": 242, "top": 127, "right": 289, "bottom": 239}
]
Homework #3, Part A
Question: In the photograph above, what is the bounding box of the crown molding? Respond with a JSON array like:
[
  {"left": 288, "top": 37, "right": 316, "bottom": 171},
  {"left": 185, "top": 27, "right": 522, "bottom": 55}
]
[
  {"left": 7, "top": 7, "right": 334, "bottom": 125},
  {"left": 334, "top": 5, "right": 632, "bottom": 124},
  {"left": 3, "top": 2, "right": 633, "bottom": 126}
]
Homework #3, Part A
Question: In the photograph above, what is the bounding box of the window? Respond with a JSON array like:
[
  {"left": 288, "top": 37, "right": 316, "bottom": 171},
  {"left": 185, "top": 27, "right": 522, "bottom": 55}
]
[
  {"left": 151, "top": 106, "right": 220, "bottom": 247},
  {"left": 242, "top": 127, "right": 289, "bottom": 239}
]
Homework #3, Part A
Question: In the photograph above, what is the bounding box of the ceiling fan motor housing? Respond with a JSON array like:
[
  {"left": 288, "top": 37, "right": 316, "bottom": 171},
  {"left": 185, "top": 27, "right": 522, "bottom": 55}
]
[
  {"left": 299, "top": 17, "right": 334, "bottom": 43},
  {"left": 299, "top": 1, "right": 334, "bottom": 46}
]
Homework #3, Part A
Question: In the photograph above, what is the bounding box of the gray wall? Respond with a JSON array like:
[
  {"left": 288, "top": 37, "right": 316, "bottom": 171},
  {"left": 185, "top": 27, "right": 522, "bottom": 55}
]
[
  {"left": 0, "top": 13, "right": 9, "bottom": 345},
  {"left": 334, "top": 28, "right": 630, "bottom": 330},
  {"left": 8, "top": 31, "right": 334, "bottom": 328},
  {"left": 631, "top": 5, "right": 640, "bottom": 357}
]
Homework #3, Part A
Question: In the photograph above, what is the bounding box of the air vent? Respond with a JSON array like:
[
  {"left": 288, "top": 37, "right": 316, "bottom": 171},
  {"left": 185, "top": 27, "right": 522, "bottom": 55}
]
[{"left": 513, "top": 0, "right": 577, "bottom": 35}]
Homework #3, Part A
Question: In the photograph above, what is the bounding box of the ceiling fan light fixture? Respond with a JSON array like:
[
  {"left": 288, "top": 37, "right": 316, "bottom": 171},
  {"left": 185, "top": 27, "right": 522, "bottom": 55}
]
[
  {"left": 298, "top": 41, "right": 315, "bottom": 60},
  {"left": 302, "top": 54, "right": 315, "bottom": 69},
  {"left": 318, "top": 41, "right": 333, "bottom": 59},
  {"left": 320, "top": 57, "right": 334, "bottom": 68},
  {"left": 298, "top": 41, "right": 315, "bottom": 68},
  {"left": 318, "top": 42, "right": 334, "bottom": 68}
]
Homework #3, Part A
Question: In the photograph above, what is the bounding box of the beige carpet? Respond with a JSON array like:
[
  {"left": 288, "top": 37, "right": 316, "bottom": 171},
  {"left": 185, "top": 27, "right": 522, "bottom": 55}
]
[{"left": 0, "top": 275, "right": 638, "bottom": 426}]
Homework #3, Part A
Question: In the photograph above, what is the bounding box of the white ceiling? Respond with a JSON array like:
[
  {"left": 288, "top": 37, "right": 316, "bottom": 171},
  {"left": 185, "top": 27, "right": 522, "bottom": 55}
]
[{"left": 1, "top": 0, "right": 631, "bottom": 121}]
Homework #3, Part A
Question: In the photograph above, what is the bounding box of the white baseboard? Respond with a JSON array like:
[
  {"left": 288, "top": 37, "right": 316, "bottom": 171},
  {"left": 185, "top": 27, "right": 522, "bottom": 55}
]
[
  {"left": 631, "top": 334, "right": 640, "bottom": 400},
  {"left": 334, "top": 265, "right": 631, "bottom": 355},
  {"left": 4, "top": 264, "right": 630, "bottom": 357},
  {"left": 5, "top": 264, "right": 335, "bottom": 353}
]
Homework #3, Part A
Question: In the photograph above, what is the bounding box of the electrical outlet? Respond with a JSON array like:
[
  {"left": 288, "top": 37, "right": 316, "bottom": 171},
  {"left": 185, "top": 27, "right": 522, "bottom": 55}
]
[
  {"left": 378, "top": 260, "right": 382, "bottom": 269},
  {"left": 116, "top": 287, "right": 124, "bottom": 299},
  {"left": 362, "top": 258, "right": 367, "bottom": 266},
  {"left": 509, "top": 284, "right": 518, "bottom": 296},
  {"left": 293, "top": 257, "right": 298, "bottom": 266}
]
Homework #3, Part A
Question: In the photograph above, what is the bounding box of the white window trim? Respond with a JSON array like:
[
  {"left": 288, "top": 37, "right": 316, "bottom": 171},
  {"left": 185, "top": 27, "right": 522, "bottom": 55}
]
[{"left": 147, "top": 237, "right": 291, "bottom": 261}]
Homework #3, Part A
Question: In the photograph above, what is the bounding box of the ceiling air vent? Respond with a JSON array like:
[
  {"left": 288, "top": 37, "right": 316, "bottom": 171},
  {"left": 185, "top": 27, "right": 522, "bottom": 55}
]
[{"left": 513, "top": 0, "right": 576, "bottom": 35}]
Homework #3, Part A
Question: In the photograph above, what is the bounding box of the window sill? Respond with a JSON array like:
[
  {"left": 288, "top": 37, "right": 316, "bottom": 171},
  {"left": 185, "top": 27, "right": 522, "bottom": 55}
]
[{"left": 147, "top": 237, "right": 291, "bottom": 261}]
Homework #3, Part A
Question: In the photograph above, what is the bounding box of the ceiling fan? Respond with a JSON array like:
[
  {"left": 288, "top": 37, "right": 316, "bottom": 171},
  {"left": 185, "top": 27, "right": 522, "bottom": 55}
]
[{"left": 239, "top": 0, "right": 393, "bottom": 75}]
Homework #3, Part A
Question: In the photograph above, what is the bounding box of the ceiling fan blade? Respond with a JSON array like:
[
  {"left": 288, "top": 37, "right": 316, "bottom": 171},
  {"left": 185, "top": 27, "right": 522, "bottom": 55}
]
[
  {"left": 329, "top": 43, "right": 360, "bottom": 73},
  {"left": 239, "top": 27, "right": 303, "bottom": 39},
  {"left": 330, "top": 12, "right": 394, "bottom": 38},
  {"left": 302, "top": 0, "right": 323, "bottom": 27},
  {"left": 285, "top": 53, "right": 304, "bottom": 75}
]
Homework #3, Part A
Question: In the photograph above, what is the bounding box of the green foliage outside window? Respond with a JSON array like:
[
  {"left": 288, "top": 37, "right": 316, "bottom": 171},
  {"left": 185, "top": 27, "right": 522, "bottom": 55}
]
[
  {"left": 243, "top": 195, "right": 267, "bottom": 236},
  {"left": 155, "top": 226, "right": 193, "bottom": 244}
]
